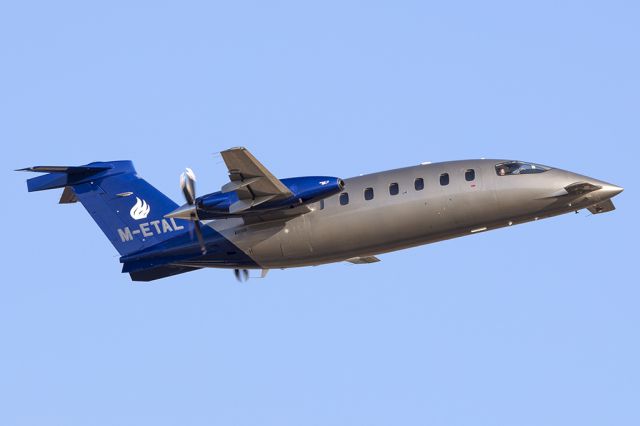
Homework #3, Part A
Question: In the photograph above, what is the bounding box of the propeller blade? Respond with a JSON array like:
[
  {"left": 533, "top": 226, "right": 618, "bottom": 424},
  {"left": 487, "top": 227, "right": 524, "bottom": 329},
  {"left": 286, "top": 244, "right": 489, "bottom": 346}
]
[
  {"left": 178, "top": 167, "right": 206, "bottom": 254},
  {"left": 193, "top": 220, "right": 207, "bottom": 255},
  {"left": 180, "top": 167, "right": 197, "bottom": 205},
  {"left": 234, "top": 269, "right": 241, "bottom": 281}
]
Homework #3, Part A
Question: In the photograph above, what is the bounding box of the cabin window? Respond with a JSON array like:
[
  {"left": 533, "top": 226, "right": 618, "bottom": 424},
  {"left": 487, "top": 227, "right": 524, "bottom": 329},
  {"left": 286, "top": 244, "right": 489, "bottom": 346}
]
[
  {"left": 389, "top": 182, "right": 399, "bottom": 195},
  {"left": 495, "top": 161, "right": 551, "bottom": 176},
  {"left": 465, "top": 169, "right": 475, "bottom": 181},
  {"left": 414, "top": 178, "right": 424, "bottom": 191},
  {"left": 339, "top": 192, "right": 349, "bottom": 206},
  {"left": 440, "top": 173, "right": 449, "bottom": 186},
  {"left": 364, "top": 187, "right": 374, "bottom": 201}
]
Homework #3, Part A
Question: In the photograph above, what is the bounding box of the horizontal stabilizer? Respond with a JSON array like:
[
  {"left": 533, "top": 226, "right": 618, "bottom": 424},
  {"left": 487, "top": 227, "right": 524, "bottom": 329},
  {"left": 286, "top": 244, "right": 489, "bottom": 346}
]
[
  {"left": 18, "top": 162, "right": 125, "bottom": 192},
  {"left": 17, "top": 165, "right": 111, "bottom": 174}
]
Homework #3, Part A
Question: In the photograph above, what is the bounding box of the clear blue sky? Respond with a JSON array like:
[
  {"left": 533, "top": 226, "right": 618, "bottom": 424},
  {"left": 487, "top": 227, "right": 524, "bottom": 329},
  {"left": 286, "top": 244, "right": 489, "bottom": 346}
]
[{"left": 1, "top": 1, "right": 638, "bottom": 425}]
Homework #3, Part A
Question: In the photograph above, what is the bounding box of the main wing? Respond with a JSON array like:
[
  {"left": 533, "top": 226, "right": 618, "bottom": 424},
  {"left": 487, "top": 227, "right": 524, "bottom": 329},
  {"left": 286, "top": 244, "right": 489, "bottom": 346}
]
[{"left": 220, "top": 147, "right": 294, "bottom": 213}]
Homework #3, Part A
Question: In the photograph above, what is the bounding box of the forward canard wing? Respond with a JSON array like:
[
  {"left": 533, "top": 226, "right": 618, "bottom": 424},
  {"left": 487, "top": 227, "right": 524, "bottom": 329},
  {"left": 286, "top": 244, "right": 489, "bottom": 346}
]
[
  {"left": 220, "top": 147, "right": 293, "bottom": 213},
  {"left": 539, "top": 181, "right": 603, "bottom": 199},
  {"left": 588, "top": 199, "right": 616, "bottom": 214}
]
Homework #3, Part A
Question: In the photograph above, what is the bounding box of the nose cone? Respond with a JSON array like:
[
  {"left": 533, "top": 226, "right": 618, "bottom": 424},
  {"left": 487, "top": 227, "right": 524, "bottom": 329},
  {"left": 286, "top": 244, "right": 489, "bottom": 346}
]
[
  {"left": 559, "top": 170, "right": 623, "bottom": 202},
  {"left": 600, "top": 183, "right": 624, "bottom": 199}
]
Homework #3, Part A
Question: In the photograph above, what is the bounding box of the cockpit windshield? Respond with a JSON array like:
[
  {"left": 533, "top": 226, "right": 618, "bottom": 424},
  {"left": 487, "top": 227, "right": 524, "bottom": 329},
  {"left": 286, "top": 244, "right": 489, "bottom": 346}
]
[{"left": 495, "top": 161, "right": 551, "bottom": 176}]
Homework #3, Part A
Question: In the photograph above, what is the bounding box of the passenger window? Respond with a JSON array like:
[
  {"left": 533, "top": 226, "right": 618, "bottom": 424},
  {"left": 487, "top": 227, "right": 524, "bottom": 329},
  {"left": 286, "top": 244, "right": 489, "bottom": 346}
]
[
  {"left": 339, "top": 192, "right": 349, "bottom": 206},
  {"left": 465, "top": 169, "right": 475, "bottom": 181},
  {"left": 389, "top": 182, "right": 399, "bottom": 195},
  {"left": 414, "top": 178, "right": 424, "bottom": 191},
  {"left": 440, "top": 173, "right": 449, "bottom": 186},
  {"left": 364, "top": 187, "right": 374, "bottom": 201}
]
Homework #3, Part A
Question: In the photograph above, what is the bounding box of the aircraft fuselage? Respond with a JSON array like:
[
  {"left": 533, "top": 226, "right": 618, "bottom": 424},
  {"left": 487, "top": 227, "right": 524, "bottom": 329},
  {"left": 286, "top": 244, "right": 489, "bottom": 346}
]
[{"left": 183, "top": 159, "right": 622, "bottom": 270}]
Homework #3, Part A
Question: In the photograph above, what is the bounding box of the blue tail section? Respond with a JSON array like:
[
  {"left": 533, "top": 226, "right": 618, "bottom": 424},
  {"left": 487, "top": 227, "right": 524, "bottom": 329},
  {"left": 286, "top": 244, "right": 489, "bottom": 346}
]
[{"left": 23, "top": 161, "right": 190, "bottom": 256}]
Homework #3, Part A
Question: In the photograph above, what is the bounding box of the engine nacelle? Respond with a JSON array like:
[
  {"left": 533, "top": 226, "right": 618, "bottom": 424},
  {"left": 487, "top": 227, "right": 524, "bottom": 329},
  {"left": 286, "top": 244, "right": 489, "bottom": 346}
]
[{"left": 280, "top": 176, "right": 345, "bottom": 204}]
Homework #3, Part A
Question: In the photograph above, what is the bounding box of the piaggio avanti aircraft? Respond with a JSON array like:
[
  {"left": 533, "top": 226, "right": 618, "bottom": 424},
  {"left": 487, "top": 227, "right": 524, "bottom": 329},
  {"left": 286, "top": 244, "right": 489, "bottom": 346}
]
[{"left": 20, "top": 147, "right": 623, "bottom": 282}]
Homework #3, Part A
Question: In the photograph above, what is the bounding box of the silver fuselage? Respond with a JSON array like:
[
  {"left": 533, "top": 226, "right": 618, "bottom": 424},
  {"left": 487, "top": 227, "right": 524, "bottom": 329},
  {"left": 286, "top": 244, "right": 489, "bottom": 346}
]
[{"left": 197, "top": 159, "right": 621, "bottom": 269}]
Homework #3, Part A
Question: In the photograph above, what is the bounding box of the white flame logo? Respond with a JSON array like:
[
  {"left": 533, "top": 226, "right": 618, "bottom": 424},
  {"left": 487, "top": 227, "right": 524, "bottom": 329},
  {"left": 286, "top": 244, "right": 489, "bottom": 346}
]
[{"left": 130, "top": 197, "right": 150, "bottom": 220}]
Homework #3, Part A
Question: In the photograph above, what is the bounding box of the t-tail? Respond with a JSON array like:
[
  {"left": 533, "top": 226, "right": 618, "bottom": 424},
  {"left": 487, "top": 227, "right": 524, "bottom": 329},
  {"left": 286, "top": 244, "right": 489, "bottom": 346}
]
[{"left": 19, "top": 161, "right": 195, "bottom": 280}]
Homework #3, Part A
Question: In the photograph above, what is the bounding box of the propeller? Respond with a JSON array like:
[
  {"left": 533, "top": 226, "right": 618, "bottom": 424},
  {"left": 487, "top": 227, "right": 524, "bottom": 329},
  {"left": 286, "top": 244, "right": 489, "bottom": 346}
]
[
  {"left": 180, "top": 168, "right": 207, "bottom": 255},
  {"left": 234, "top": 269, "right": 249, "bottom": 282}
]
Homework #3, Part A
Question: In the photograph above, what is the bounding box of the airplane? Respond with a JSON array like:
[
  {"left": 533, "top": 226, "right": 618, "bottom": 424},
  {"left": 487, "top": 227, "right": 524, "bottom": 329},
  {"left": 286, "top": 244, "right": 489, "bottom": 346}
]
[{"left": 19, "top": 147, "right": 623, "bottom": 282}]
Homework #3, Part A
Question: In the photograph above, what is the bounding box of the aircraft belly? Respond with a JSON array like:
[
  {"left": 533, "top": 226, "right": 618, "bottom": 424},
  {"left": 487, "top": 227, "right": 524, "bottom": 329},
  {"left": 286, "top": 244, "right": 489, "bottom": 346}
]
[
  {"left": 208, "top": 216, "right": 316, "bottom": 268},
  {"left": 281, "top": 189, "right": 508, "bottom": 266},
  {"left": 304, "top": 199, "right": 441, "bottom": 264},
  {"left": 209, "top": 219, "right": 283, "bottom": 268},
  {"left": 225, "top": 193, "right": 506, "bottom": 269}
]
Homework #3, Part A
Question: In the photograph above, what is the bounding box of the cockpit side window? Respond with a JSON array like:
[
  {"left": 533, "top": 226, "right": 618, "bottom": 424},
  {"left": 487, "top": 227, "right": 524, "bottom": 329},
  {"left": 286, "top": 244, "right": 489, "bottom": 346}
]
[{"left": 495, "top": 161, "right": 550, "bottom": 176}]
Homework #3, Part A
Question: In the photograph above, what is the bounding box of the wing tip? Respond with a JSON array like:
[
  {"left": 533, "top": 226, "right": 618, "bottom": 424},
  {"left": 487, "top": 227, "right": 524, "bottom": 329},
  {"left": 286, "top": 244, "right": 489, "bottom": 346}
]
[{"left": 222, "top": 146, "right": 247, "bottom": 153}]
